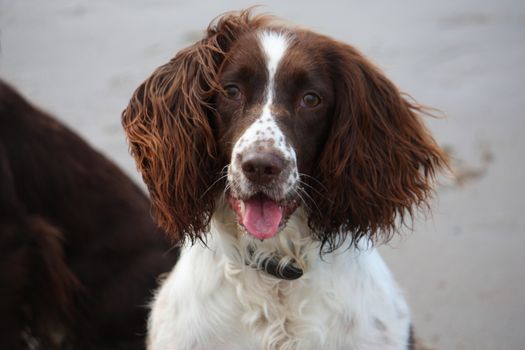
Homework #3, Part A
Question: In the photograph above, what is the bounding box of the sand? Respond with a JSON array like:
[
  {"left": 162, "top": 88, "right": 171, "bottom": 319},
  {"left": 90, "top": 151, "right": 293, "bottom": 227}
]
[{"left": 1, "top": 0, "right": 524, "bottom": 349}]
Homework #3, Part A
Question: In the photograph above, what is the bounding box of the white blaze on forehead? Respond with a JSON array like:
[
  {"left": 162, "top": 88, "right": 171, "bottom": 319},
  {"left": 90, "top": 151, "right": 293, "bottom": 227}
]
[
  {"left": 256, "top": 30, "right": 289, "bottom": 141},
  {"left": 228, "top": 30, "right": 298, "bottom": 195},
  {"left": 233, "top": 30, "right": 291, "bottom": 156},
  {"left": 259, "top": 31, "right": 289, "bottom": 81}
]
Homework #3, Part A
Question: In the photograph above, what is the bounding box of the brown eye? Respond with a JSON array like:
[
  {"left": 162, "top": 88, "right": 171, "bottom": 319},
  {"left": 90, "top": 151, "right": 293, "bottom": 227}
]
[
  {"left": 300, "top": 92, "right": 321, "bottom": 108},
  {"left": 224, "top": 85, "right": 242, "bottom": 101}
]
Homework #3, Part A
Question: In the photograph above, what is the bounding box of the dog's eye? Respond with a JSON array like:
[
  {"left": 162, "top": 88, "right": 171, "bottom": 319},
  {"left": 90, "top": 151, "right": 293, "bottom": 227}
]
[
  {"left": 224, "top": 85, "right": 242, "bottom": 101},
  {"left": 300, "top": 93, "right": 321, "bottom": 108}
]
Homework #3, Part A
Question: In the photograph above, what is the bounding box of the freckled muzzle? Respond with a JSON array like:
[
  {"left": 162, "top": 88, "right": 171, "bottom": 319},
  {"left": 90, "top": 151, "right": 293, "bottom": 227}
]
[{"left": 228, "top": 144, "right": 300, "bottom": 240}]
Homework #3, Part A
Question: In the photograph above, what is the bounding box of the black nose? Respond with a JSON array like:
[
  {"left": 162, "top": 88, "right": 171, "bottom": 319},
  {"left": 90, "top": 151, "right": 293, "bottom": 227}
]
[{"left": 241, "top": 151, "right": 285, "bottom": 185}]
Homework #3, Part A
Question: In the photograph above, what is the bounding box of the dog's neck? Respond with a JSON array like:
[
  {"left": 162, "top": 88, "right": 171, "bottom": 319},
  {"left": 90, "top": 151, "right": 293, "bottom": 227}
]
[{"left": 211, "top": 202, "right": 318, "bottom": 280}]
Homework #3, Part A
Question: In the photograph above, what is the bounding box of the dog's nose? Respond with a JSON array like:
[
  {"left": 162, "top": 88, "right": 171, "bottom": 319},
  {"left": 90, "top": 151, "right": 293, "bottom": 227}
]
[{"left": 241, "top": 151, "right": 285, "bottom": 185}]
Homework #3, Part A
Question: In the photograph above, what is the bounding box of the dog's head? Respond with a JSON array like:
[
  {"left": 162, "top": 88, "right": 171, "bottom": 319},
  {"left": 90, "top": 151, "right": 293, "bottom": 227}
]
[{"left": 122, "top": 10, "right": 447, "bottom": 250}]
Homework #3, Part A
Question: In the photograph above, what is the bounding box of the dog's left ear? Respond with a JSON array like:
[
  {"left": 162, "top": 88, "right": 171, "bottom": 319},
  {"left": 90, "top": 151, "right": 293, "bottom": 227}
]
[{"left": 309, "top": 42, "right": 448, "bottom": 249}]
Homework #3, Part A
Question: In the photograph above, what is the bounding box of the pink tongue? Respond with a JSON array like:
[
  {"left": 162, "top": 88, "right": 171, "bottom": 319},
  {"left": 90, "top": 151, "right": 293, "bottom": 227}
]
[{"left": 242, "top": 197, "right": 283, "bottom": 239}]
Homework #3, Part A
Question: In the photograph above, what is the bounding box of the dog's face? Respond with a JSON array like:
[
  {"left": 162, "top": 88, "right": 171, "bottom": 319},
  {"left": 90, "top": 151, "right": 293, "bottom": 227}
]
[
  {"left": 215, "top": 31, "right": 335, "bottom": 240},
  {"left": 122, "top": 11, "right": 447, "bottom": 249}
]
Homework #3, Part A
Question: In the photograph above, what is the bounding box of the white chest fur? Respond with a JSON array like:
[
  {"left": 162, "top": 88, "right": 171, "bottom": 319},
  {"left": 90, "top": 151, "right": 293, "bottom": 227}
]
[{"left": 147, "top": 213, "right": 411, "bottom": 350}]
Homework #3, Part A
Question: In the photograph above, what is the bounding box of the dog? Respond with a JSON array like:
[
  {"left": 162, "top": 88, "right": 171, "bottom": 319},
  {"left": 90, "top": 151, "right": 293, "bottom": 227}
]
[
  {"left": 122, "top": 10, "right": 447, "bottom": 350},
  {"left": 0, "top": 80, "right": 179, "bottom": 349}
]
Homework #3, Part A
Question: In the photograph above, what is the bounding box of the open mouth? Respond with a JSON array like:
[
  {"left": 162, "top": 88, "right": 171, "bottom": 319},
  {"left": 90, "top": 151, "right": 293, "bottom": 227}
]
[{"left": 228, "top": 192, "right": 299, "bottom": 240}]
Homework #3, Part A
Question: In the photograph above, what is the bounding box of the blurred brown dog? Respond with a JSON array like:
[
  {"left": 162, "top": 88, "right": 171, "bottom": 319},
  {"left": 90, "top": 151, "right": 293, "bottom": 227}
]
[{"left": 0, "top": 80, "right": 178, "bottom": 350}]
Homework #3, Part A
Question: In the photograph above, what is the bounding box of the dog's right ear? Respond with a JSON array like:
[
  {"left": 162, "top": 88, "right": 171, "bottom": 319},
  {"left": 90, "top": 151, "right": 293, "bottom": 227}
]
[{"left": 122, "top": 10, "right": 269, "bottom": 243}]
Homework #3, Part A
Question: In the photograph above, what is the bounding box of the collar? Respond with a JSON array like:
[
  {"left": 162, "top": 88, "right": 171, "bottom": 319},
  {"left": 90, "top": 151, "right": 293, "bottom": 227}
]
[{"left": 246, "top": 247, "right": 303, "bottom": 280}]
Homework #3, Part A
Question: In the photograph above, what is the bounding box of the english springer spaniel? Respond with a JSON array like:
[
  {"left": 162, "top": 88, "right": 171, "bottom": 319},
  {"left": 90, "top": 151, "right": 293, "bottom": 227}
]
[
  {"left": 0, "top": 80, "right": 179, "bottom": 349},
  {"left": 122, "top": 10, "right": 447, "bottom": 350}
]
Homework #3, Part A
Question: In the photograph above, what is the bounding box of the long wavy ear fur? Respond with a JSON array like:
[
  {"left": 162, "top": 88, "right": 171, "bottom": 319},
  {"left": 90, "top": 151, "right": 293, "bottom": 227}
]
[
  {"left": 122, "top": 10, "right": 269, "bottom": 243},
  {"left": 309, "top": 41, "right": 448, "bottom": 251}
]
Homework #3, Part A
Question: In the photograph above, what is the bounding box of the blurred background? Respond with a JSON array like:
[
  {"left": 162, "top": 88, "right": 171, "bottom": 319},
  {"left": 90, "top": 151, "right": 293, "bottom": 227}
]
[{"left": 1, "top": 0, "right": 524, "bottom": 349}]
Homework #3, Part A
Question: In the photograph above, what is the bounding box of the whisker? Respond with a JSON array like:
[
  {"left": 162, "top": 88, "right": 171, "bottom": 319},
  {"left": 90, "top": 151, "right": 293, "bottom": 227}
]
[
  {"left": 223, "top": 182, "right": 232, "bottom": 195},
  {"left": 298, "top": 178, "right": 332, "bottom": 205},
  {"left": 224, "top": 179, "right": 240, "bottom": 197},
  {"left": 298, "top": 172, "right": 329, "bottom": 192},
  {"left": 293, "top": 188, "right": 313, "bottom": 214},
  {"left": 296, "top": 185, "right": 322, "bottom": 215},
  {"left": 200, "top": 173, "right": 228, "bottom": 199}
]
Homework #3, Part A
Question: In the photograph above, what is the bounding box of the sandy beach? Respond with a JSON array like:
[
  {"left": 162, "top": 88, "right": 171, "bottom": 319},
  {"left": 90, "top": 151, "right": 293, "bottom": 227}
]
[{"left": 1, "top": 0, "right": 524, "bottom": 349}]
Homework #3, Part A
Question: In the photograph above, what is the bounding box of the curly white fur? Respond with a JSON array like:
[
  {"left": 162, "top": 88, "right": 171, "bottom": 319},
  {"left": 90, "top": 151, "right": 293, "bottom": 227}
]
[{"left": 147, "top": 201, "right": 411, "bottom": 350}]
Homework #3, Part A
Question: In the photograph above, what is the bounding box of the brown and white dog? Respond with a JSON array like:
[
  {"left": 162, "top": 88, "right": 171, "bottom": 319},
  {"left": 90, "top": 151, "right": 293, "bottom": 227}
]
[
  {"left": 122, "top": 10, "right": 447, "bottom": 350},
  {"left": 0, "top": 80, "right": 179, "bottom": 350}
]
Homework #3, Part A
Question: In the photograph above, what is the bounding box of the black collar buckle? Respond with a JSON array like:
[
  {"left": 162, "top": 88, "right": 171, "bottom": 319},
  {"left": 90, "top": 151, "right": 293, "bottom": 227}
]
[{"left": 246, "top": 247, "right": 304, "bottom": 280}]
